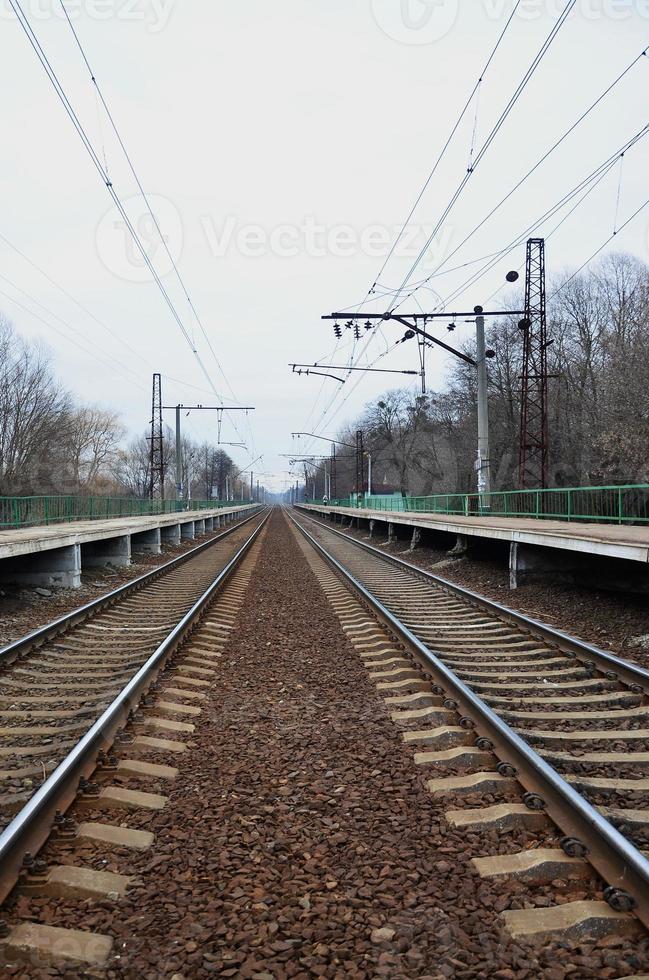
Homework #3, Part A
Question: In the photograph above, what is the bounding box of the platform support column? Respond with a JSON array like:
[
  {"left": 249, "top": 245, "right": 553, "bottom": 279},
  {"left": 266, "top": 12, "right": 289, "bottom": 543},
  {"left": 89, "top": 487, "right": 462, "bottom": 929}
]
[
  {"left": 448, "top": 534, "right": 469, "bottom": 557},
  {"left": 81, "top": 536, "right": 131, "bottom": 568},
  {"left": 161, "top": 524, "right": 181, "bottom": 546},
  {"left": 0, "top": 543, "right": 82, "bottom": 589},
  {"left": 131, "top": 528, "right": 162, "bottom": 556}
]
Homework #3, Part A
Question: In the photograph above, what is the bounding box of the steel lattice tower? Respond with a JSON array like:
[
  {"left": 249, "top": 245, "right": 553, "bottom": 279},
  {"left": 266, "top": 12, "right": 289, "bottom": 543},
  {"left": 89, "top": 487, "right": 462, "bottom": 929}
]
[
  {"left": 518, "top": 238, "right": 548, "bottom": 489},
  {"left": 149, "top": 373, "right": 165, "bottom": 500}
]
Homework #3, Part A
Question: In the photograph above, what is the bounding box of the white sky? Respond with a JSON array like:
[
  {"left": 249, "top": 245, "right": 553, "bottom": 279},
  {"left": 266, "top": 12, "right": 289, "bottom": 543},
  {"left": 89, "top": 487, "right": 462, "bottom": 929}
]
[{"left": 1, "top": 0, "right": 648, "bottom": 492}]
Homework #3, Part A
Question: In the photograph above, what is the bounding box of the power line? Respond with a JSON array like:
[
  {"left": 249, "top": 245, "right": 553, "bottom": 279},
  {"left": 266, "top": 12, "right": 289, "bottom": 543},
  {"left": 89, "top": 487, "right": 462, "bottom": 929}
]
[
  {"left": 366, "top": 1, "right": 522, "bottom": 301},
  {"left": 390, "top": 0, "right": 577, "bottom": 313},
  {"left": 551, "top": 195, "right": 649, "bottom": 299},
  {"left": 0, "top": 284, "right": 148, "bottom": 392},
  {"left": 402, "top": 44, "right": 649, "bottom": 305},
  {"left": 58, "top": 1, "right": 241, "bottom": 409},
  {"left": 433, "top": 121, "right": 649, "bottom": 312},
  {"left": 305, "top": 2, "right": 576, "bottom": 441},
  {"left": 7, "top": 0, "right": 228, "bottom": 408},
  {"left": 0, "top": 270, "right": 146, "bottom": 386},
  {"left": 0, "top": 231, "right": 151, "bottom": 367}
]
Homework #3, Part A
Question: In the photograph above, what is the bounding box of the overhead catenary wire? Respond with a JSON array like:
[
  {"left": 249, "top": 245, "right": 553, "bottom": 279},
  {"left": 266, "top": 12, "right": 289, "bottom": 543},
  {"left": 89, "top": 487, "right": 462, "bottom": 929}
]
[
  {"left": 57, "top": 1, "right": 242, "bottom": 411},
  {"left": 430, "top": 122, "right": 649, "bottom": 313},
  {"left": 8, "top": 1, "right": 213, "bottom": 377},
  {"left": 0, "top": 270, "right": 147, "bottom": 387},
  {"left": 390, "top": 0, "right": 577, "bottom": 313},
  {"left": 366, "top": 1, "right": 522, "bottom": 302},
  {"left": 551, "top": 194, "right": 649, "bottom": 299},
  {"left": 303, "top": 2, "right": 576, "bottom": 444},
  {"left": 0, "top": 284, "right": 149, "bottom": 393},
  {"left": 9, "top": 0, "right": 256, "bottom": 465},
  {"left": 398, "top": 44, "right": 649, "bottom": 306},
  {"left": 298, "top": 5, "right": 525, "bottom": 442},
  {"left": 307, "top": 124, "right": 646, "bottom": 449},
  {"left": 0, "top": 231, "right": 151, "bottom": 367},
  {"left": 7, "top": 3, "right": 251, "bottom": 450}
]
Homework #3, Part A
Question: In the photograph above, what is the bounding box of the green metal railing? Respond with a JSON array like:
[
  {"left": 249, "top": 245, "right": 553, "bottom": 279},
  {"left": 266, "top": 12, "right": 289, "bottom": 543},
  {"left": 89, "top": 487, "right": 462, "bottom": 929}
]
[
  {"left": 305, "top": 484, "right": 649, "bottom": 525},
  {"left": 0, "top": 496, "right": 254, "bottom": 529}
]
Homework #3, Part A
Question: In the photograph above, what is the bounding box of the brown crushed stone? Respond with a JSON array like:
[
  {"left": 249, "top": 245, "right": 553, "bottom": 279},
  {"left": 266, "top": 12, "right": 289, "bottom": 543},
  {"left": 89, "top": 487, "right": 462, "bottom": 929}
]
[
  {"left": 330, "top": 520, "right": 649, "bottom": 668},
  {"left": 4, "top": 509, "right": 649, "bottom": 979},
  {"left": 0, "top": 520, "right": 249, "bottom": 648}
]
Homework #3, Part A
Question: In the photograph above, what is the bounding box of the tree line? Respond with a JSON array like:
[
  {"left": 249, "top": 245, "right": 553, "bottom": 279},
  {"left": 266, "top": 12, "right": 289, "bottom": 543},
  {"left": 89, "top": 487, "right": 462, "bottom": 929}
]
[
  {"left": 309, "top": 252, "right": 649, "bottom": 498},
  {"left": 0, "top": 315, "right": 241, "bottom": 500}
]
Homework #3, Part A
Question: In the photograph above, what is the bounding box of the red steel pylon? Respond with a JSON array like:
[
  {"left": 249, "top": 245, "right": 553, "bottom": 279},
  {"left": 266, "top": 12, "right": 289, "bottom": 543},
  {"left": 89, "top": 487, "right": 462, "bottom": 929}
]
[
  {"left": 149, "top": 372, "right": 165, "bottom": 499},
  {"left": 518, "top": 238, "right": 549, "bottom": 489}
]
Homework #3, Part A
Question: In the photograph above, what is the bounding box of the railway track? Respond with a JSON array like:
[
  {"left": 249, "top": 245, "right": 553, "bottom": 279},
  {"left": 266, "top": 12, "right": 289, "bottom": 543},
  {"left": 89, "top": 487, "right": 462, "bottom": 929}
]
[
  {"left": 0, "top": 507, "right": 268, "bottom": 913},
  {"left": 290, "top": 507, "right": 649, "bottom": 938}
]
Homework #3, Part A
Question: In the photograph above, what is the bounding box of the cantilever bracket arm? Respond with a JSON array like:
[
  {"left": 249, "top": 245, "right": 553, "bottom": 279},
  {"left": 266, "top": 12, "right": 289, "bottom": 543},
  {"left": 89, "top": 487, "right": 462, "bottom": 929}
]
[
  {"left": 321, "top": 312, "right": 476, "bottom": 367},
  {"left": 292, "top": 367, "right": 345, "bottom": 384},
  {"left": 388, "top": 314, "right": 477, "bottom": 367}
]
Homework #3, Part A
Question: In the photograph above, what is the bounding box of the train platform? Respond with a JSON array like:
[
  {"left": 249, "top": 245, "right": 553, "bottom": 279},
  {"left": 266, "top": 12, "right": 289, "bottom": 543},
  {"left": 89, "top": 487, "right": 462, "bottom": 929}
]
[
  {"left": 0, "top": 504, "right": 259, "bottom": 588},
  {"left": 298, "top": 503, "right": 649, "bottom": 590}
]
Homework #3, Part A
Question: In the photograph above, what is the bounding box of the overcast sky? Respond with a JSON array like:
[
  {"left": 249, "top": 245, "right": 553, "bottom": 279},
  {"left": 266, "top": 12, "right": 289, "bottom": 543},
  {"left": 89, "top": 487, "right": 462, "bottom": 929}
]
[{"left": 1, "top": 0, "right": 648, "bottom": 492}]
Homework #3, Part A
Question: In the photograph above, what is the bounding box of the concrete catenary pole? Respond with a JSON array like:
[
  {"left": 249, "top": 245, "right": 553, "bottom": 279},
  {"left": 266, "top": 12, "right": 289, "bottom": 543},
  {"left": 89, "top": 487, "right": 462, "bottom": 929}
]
[
  {"left": 474, "top": 305, "right": 491, "bottom": 497},
  {"left": 175, "top": 405, "right": 183, "bottom": 501}
]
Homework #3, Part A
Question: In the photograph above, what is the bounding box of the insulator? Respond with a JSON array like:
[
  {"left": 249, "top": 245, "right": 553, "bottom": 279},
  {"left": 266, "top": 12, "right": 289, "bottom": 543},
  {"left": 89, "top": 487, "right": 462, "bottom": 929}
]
[{"left": 364, "top": 320, "right": 372, "bottom": 330}]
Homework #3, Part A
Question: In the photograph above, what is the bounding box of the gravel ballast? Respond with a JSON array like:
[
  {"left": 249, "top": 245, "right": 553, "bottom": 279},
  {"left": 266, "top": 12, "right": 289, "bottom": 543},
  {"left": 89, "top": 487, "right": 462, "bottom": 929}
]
[{"left": 4, "top": 509, "right": 649, "bottom": 978}]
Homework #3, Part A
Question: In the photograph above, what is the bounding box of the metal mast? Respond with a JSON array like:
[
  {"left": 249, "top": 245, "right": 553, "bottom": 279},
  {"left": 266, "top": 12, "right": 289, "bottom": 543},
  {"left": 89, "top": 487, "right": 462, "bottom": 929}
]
[
  {"left": 518, "top": 238, "right": 548, "bottom": 488},
  {"left": 355, "top": 430, "right": 365, "bottom": 499},
  {"left": 149, "top": 373, "right": 165, "bottom": 500},
  {"left": 330, "top": 444, "right": 337, "bottom": 500}
]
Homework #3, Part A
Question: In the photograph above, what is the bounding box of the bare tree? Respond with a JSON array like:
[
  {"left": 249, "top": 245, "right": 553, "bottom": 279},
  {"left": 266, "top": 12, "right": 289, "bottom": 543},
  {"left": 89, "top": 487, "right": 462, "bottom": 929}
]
[
  {"left": 65, "top": 407, "right": 125, "bottom": 491},
  {"left": 0, "top": 318, "right": 73, "bottom": 494}
]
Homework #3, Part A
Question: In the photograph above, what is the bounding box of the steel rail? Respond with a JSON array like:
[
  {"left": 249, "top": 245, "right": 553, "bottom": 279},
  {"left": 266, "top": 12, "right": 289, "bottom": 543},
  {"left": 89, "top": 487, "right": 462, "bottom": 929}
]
[
  {"left": 289, "top": 509, "right": 649, "bottom": 928},
  {"left": 0, "top": 509, "right": 269, "bottom": 905},
  {"left": 296, "top": 507, "right": 649, "bottom": 693},
  {"left": 0, "top": 505, "right": 263, "bottom": 665}
]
